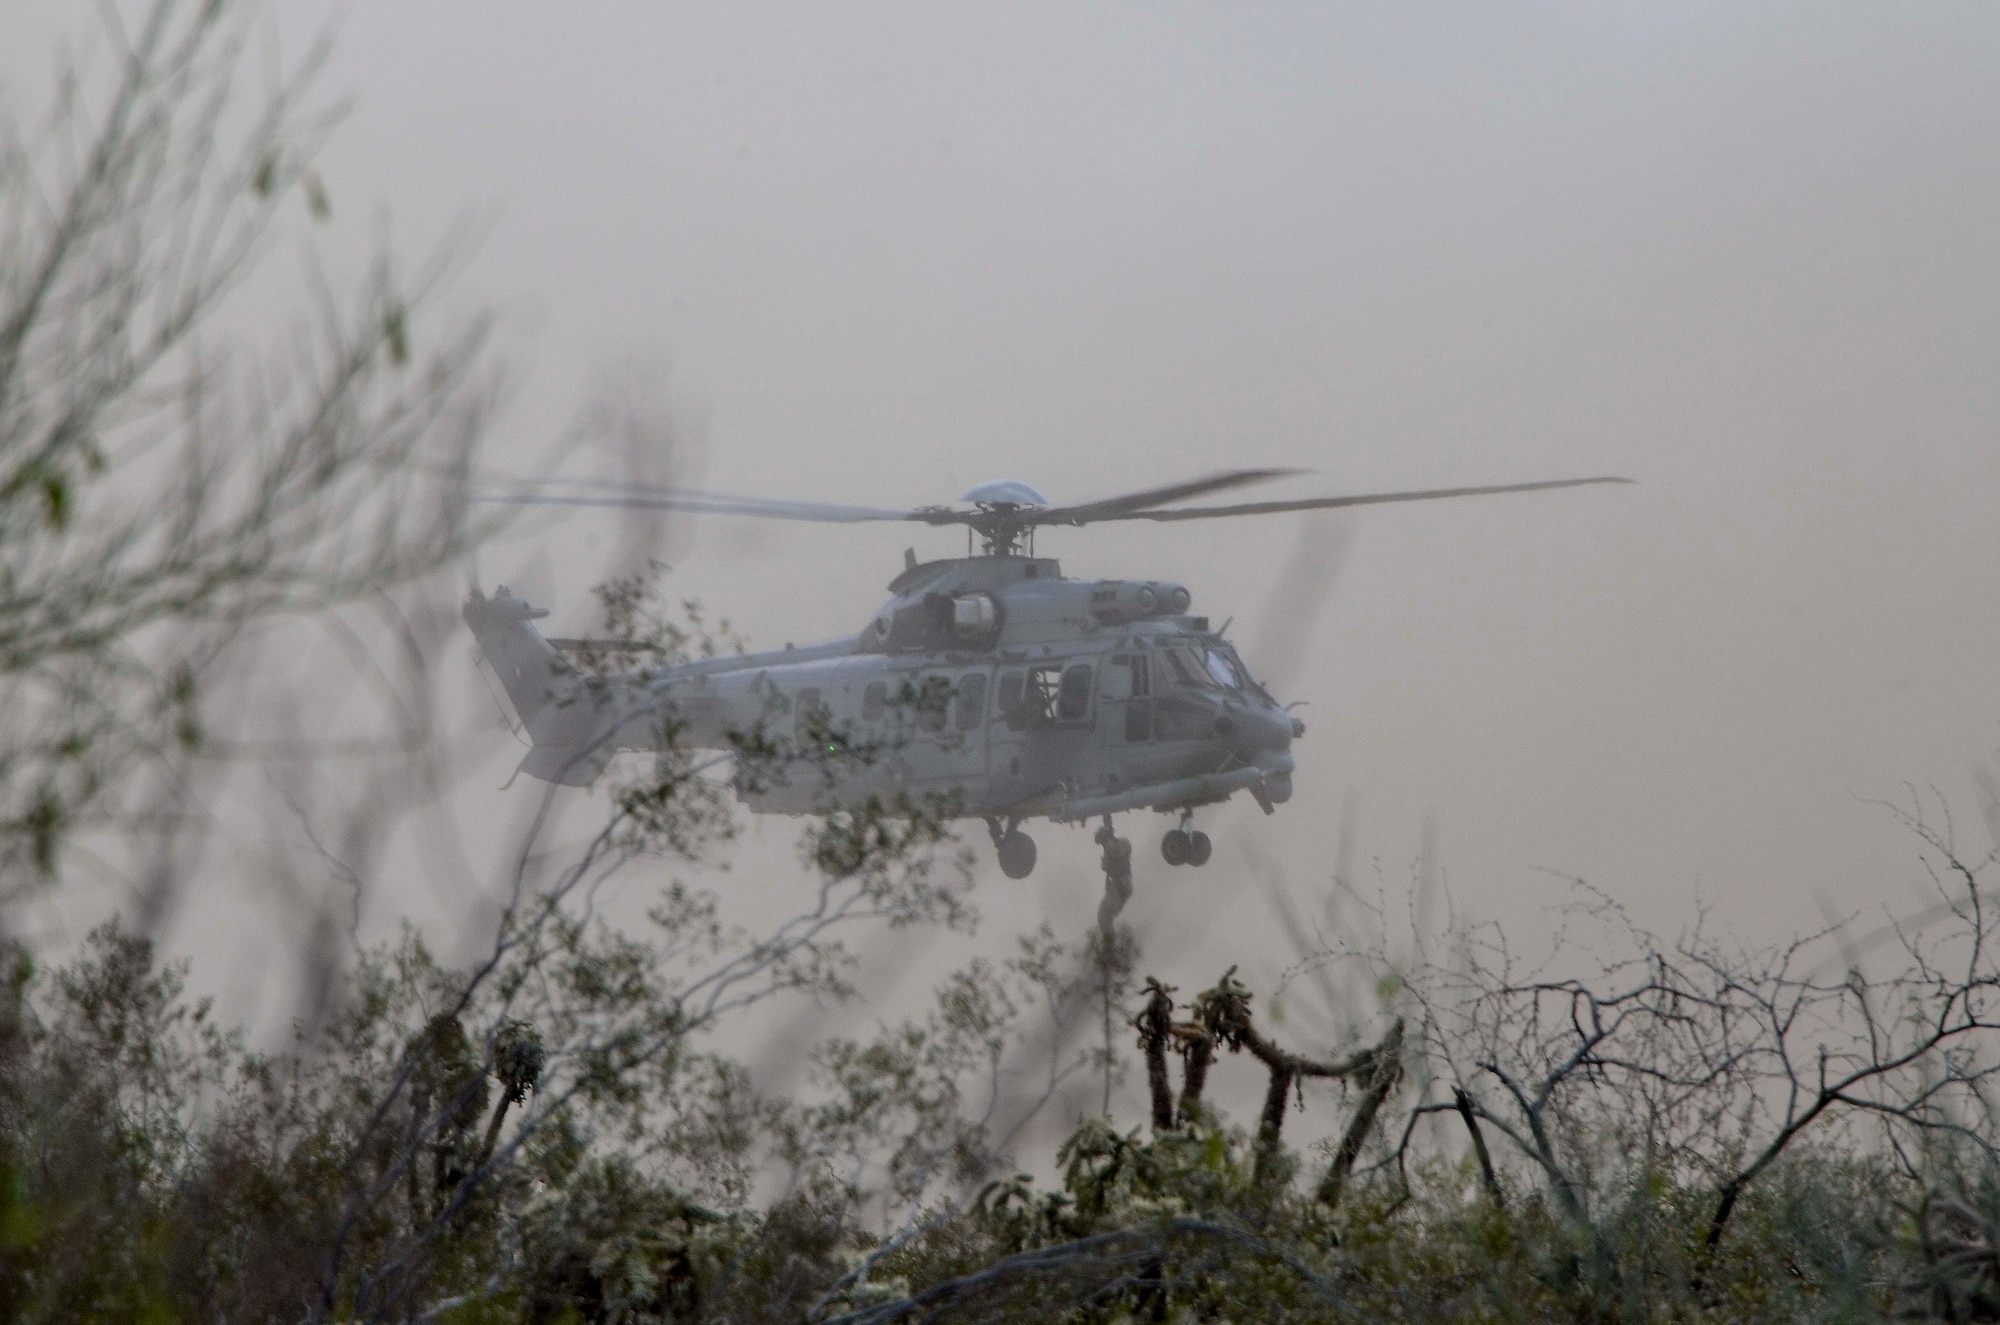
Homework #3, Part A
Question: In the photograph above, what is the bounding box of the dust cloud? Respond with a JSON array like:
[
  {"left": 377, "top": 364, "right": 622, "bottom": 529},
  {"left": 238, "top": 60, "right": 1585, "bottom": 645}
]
[{"left": 9, "top": 1, "right": 2000, "bottom": 1136}]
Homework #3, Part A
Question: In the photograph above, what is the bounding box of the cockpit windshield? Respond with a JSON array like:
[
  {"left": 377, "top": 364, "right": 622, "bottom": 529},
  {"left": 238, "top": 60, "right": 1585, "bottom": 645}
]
[{"left": 1161, "top": 642, "right": 1245, "bottom": 691}]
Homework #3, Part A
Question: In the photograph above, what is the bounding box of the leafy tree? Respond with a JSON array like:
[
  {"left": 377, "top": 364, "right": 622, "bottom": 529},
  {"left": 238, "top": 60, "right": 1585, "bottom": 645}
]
[{"left": 0, "top": 0, "right": 493, "bottom": 892}]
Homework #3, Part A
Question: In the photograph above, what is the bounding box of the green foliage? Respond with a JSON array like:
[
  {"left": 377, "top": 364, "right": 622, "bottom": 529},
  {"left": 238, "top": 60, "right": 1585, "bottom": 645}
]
[
  {"left": 0, "top": 798, "right": 971, "bottom": 1321},
  {"left": 8, "top": 899, "right": 2000, "bottom": 1322}
]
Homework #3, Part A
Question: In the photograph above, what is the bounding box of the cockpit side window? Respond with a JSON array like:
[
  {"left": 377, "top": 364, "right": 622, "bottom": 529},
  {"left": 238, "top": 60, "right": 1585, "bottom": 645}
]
[
  {"left": 1114, "top": 654, "right": 1151, "bottom": 742},
  {"left": 1057, "top": 663, "right": 1093, "bottom": 721},
  {"left": 1163, "top": 647, "right": 1206, "bottom": 689}
]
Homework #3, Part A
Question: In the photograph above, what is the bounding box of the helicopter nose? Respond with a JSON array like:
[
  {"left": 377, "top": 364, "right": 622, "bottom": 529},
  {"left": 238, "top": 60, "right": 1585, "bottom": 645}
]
[{"left": 1217, "top": 703, "right": 1296, "bottom": 753}]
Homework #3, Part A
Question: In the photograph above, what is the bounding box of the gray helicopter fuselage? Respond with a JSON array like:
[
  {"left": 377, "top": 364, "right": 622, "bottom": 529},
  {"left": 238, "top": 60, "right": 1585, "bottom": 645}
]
[
  {"left": 472, "top": 467, "right": 1626, "bottom": 882},
  {"left": 464, "top": 554, "right": 1298, "bottom": 827}
]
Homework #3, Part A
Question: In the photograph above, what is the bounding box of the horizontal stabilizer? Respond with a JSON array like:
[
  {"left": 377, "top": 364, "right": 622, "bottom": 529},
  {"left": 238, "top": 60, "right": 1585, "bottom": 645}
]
[{"left": 517, "top": 742, "right": 612, "bottom": 788}]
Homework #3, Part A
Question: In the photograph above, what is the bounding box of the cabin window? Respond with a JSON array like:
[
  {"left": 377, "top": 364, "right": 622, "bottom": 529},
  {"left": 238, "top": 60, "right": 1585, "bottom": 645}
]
[
  {"left": 1057, "top": 664, "right": 1093, "bottom": 721},
  {"left": 996, "top": 670, "right": 1024, "bottom": 721},
  {"left": 862, "top": 681, "right": 887, "bottom": 722},
  {"left": 955, "top": 673, "right": 987, "bottom": 732},
  {"left": 794, "top": 688, "right": 823, "bottom": 743},
  {"left": 1006, "top": 663, "right": 1094, "bottom": 727},
  {"left": 917, "top": 675, "right": 952, "bottom": 733},
  {"left": 1008, "top": 665, "right": 1061, "bottom": 730}
]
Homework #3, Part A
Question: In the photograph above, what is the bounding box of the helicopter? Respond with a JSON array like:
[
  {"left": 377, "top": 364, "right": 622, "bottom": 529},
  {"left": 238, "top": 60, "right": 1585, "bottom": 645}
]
[{"left": 463, "top": 469, "right": 1628, "bottom": 881}]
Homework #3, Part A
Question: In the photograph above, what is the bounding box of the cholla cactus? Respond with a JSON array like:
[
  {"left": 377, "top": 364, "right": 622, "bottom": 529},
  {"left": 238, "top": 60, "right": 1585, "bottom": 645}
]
[
  {"left": 1133, "top": 978, "right": 1178, "bottom": 1132},
  {"left": 1190, "top": 966, "right": 1256, "bottom": 1053}
]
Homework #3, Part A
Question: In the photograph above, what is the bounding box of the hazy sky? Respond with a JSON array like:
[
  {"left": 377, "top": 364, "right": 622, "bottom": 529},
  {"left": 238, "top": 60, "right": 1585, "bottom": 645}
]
[{"left": 9, "top": 2, "right": 2000, "bottom": 1059}]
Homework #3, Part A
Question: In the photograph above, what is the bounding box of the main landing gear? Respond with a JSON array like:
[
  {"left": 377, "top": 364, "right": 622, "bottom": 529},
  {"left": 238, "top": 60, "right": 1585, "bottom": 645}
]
[
  {"left": 1160, "top": 812, "right": 1212, "bottom": 868},
  {"left": 987, "top": 816, "right": 1037, "bottom": 879}
]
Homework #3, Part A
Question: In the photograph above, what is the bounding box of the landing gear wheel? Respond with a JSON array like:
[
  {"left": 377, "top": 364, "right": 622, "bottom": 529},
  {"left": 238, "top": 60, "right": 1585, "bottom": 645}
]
[
  {"left": 1161, "top": 830, "right": 1192, "bottom": 867},
  {"left": 997, "top": 831, "right": 1038, "bottom": 879},
  {"left": 1187, "top": 831, "right": 1212, "bottom": 867}
]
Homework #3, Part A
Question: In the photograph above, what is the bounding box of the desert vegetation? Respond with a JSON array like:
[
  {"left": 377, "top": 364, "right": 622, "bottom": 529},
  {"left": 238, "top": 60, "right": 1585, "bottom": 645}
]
[
  {"left": 11, "top": 807, "right": 2000, "bottom": 1323},
  {"left": 7, "top": 3, "right": 2000, "bottom": 1322}
]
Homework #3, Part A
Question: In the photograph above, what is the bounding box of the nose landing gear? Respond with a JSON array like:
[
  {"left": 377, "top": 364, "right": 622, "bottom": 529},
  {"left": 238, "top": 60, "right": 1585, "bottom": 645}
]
[
  {"left": 1161, "top": 813, "right": 1212, "bottom": 868},
  {"left": 987, "top": 816, "right": 1038, "bottom": 879}
]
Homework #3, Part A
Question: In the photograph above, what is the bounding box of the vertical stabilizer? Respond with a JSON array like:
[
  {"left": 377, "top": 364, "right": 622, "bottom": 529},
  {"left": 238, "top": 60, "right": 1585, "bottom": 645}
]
[
  {"left": 464, "top": 586, "right": 562, "bottom": 725},
  {"left": 464, "top": 587, "right": 615, "bottom": 786}
]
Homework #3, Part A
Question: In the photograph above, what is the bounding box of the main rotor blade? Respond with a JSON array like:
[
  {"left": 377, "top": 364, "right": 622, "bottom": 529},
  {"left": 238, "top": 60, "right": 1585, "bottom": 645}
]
[
  {"left": 1100, "top": 475, "right": 1634, "bottom": 522},
  {"left": 481, "top": 478, "right": 950, "bottom": 525},
  {"left": 1028, "top": 468, "right": 1300, "bottom": 526}
]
